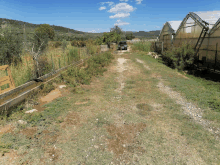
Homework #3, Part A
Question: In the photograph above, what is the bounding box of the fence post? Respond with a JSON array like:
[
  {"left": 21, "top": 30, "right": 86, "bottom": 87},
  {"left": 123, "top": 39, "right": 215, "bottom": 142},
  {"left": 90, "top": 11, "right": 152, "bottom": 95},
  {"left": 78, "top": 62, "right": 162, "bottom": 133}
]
[
  {"left": 214, "top": 43, "right": 218, "bottom": 71},
  {"left": 59, "top": 58, "right": 61, "bottom": 69},
  {"left": 64, "top": 55, "right": 65, "bottom": 66},
  {"left": 5, "top": 70, "right": 9, "bottom": 88},
  {"left": 51, "top": 54, "right": 54, "bottom": 72}
]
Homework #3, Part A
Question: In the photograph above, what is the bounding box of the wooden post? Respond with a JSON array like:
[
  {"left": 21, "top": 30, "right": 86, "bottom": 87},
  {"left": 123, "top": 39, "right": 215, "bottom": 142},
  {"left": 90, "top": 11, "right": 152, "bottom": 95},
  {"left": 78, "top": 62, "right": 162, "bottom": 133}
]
[
  {"left": 51, "top": 55, "right": 54, "bottom": 72},
  {"left": 214, "top": 43, "right": 218, "bottom": 71}
]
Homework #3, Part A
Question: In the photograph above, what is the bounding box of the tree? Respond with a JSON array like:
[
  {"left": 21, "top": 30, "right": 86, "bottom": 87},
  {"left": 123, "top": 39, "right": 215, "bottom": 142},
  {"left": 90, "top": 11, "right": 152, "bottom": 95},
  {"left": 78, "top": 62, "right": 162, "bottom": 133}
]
[
  {"left": 126, "top": 33, "right": 135, "bottom": 40},
  {"left": 0, "top": 26, "right": 23, "bottom": 66},
  {"left": 32, "top": 24, "right": 55, "bottom": 53},
  {"left": 22, "top": 24, "right": 55, "bottom": 79},
  {"left": 110, "top": 25, "right": 123, "bottom": 35},
  {"left": 35, "top": 24, "right": 55, "bottom": 40}
]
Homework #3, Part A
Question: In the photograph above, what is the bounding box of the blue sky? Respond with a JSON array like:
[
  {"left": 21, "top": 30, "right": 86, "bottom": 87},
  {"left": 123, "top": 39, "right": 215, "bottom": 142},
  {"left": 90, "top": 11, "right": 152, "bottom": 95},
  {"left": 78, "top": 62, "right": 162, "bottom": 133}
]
[{"left": 0, "top": 0, "right": 220, "bottom": 33}]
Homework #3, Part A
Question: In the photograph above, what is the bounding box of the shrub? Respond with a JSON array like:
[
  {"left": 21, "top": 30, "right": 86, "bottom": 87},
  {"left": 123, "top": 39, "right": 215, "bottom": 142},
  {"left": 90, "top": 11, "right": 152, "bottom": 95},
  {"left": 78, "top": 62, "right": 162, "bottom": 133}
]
[
  {"left": 33, "top": 24, "right": 55, "bottom": 53},
  {"left": 54, "top": 41, "right": 62, "bottom": 48},
  {"left": 132, "top": 41, "right": 151, "bottom": 52},
  {"left": 126, "top": 33, "right": 135, "bottom": 40},
  {"left": 150, "top": 41, "right": 157, "bottom": 52},
  {"left": 71, "top": 40, "right": 86, "bottom": 47},
  {"left": 86, "top": 40, "right": 98, "bottom": 55},
  {"left": 163, "top": 42, "right": 195, "bottom": 71},
  {"left": 62, "top": 39, "right": 68, "bottom": 51},
  {"left": 0, "top": 26, "right": 23, "bottom": 66},
  {"left": 68, "top": 47, "right": 80, "bottom": 63},
  {"left": 34, "top": 24, "right": 55, "bottom": 40},
  {"left": 60, "top": 51, "right": 114, "bottom": 87}
]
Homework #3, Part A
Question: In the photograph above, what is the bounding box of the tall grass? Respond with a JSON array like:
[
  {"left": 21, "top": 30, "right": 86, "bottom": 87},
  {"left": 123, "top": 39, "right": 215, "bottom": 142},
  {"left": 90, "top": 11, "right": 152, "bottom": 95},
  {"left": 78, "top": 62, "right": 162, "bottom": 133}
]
[
  {"left": 132, "top": 41, "right": 151, "bottom": 52},
  {"left": 4, "top": 41, "right": 93, "bottom": 88}
]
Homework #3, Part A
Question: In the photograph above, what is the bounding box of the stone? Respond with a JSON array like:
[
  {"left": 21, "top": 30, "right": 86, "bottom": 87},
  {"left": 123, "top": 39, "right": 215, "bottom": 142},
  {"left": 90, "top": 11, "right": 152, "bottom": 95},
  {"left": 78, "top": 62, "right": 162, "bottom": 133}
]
[
  {"left": 25, "top": 109, "right": 38, "bottom": 114},
  {"left": 59, "top": 85, "right": 66, "bottom": 89},
  {"left": 18, "top": 120, "right": 27, "bottom": 125}
]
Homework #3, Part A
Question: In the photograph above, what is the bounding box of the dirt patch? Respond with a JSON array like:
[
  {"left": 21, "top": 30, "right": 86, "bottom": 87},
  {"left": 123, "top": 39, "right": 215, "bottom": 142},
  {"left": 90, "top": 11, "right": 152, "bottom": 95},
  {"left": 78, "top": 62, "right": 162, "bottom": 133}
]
[
  {"left": 136, "top": 103, "right": 152, "bottom": 116},
  {"left": 19, "top": 127, "right": 37, "bottom": 139},
  {"left": 75, "top": 101, "right": 88, "bottom": 105},
  {"left": 0, "top": 125, "right": 13, "bottom": 134},
  {"left": 0, "top": 150, "right": 18, "bottom": 164},
  {"left": 61, "top": 111, "right": 81, "bottom": 128},
  {"left": 45, "top": 147, "right": 60, "bottom": 162},
  {"left": 151, "top": 73, "right": 162, "bottom": 79},
  {"left": 106, "top": 123, "right": 147, "bottom": 157},
  {"left": 136, "top": 58, "right": 151, "bottom": 70},
  {"left": 117, "top": 58, "right": 127, "bottom": 73},
  {"left": 39, "top": 130, "right": 59, "bottom": 146},
  {"left": 40, "top": 88, "right": 62, "bottom": 104},
  {"left": 177, "top": 72, "right": 189, "bottom": 79}
]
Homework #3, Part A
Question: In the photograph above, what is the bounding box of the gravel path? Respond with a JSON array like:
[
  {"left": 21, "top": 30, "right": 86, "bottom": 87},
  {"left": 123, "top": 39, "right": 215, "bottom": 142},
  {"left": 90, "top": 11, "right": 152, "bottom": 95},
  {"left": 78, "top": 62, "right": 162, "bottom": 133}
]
[{"left": 136, "top": 58, "right": 220, "bottom": 140}]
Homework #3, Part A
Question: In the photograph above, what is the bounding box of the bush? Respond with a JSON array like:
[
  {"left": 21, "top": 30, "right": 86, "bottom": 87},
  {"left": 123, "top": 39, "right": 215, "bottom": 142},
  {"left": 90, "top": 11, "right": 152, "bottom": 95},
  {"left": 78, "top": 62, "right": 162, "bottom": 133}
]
[
  {"left": 54, "top": 41, "right": 62, "bottom": 48},
  {"left": 61, "top": 51, "right": 114, "bottom": 87},
  {"left": 71, "top": 40, "right": 86, "bottom": 47},
  {"left": 163, "top": 42, "right": 195, "bottom": 71},
  {"left": 132, "top": 41, "right": 151, "bottom": 52},
  {"left": 68, "top": 47, "right": 80, "bottom": 63},
  {"left": 126, "top": 33, "right": 135, "bottom": 40},
  {"left": 62, "top": 39, "right": 68, "bottom": 51},
  {"left": 0, "top": 26, "right": 23, "bottom": 66},
  {"left": 150, "top": 41, "right": 157, "bottom": 52},
  {"left": 86, "top": 40, "right": 98, "bottom": 55},
  {"left": 33, "top": 24, "right": 55, "bottom": 53}
]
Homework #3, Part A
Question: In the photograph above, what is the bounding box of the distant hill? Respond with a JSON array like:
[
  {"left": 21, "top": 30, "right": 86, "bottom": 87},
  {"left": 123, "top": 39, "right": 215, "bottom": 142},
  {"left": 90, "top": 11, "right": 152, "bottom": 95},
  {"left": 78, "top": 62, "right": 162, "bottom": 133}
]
[
  {"left": 125, "top": 30, "right": 160, "bottom": 39},
  {"left": 0, "top": 18, "right": 85, "bottom": 34},
  {"left": 0, "top": 18, "right": 160, "bottom": 39}
]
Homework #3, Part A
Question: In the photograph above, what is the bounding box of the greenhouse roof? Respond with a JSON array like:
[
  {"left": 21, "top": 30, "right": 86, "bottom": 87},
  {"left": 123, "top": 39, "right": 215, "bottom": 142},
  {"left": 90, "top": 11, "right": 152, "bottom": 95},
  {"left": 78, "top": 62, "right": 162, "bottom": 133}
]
[
  {"left": 194, "top": 11, "right": 220, "bottom": 29},
  {"left": 168, "top": 21, "right": 182, "bottom": 32}
]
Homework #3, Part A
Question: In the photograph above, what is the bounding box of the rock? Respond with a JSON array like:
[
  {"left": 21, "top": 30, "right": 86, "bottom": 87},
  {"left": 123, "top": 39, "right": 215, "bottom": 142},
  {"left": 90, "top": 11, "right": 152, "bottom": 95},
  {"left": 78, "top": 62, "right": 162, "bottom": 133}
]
[
  {"left": 25, "top": 109, "right": 38, "bottom": 114},
  {"left": 59, "top": 85, "right": 66, "bottom": 89},
  {"left": 18, "top": 120, "right": 27, "bottom": 125}
]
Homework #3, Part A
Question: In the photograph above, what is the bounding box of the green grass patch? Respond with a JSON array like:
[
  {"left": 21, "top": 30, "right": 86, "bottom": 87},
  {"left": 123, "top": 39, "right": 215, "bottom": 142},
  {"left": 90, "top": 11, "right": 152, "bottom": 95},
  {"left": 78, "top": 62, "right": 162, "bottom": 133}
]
[{"left": 132, "top": 41, "right": 151, "bottom": 52}]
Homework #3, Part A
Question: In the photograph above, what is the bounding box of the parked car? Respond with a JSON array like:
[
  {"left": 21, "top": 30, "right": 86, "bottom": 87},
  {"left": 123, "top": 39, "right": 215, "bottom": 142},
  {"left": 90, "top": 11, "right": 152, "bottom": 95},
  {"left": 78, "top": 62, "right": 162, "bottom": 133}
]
[{"left": 118, "top": 41, "right": 128, "bottom": 50}]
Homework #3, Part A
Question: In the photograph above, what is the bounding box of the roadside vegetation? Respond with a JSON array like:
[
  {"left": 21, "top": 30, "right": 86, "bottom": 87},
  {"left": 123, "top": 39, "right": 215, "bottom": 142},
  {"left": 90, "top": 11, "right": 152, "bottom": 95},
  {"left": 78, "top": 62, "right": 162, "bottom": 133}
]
[
  {"left": 132, "top": 40, "right": 220, "bottom": 127},
  {"left": 0, "top": 24, "right": 101, "bottom": 90},
  {"left": 0, "top": 35, "right": 220, "bottom": 164}
]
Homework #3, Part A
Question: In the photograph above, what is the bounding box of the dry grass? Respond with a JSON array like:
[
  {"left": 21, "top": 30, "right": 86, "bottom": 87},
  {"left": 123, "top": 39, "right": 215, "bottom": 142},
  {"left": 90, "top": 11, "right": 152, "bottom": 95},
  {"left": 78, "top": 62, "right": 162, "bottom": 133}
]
[
  {"left": 2, "top": 41, "right": 93, "bottom": 88},
  {"left": 1, "top": 50, "right": 220, "bottom": 164}
]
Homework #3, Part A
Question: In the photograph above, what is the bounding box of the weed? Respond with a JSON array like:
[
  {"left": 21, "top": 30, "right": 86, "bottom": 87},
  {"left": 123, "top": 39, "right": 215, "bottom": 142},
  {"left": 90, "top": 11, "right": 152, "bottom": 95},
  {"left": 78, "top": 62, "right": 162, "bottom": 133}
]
[
  {"left": 162, "top": 41, "right": 195, "bottom": 71},
  {"left": 54, "top": 41, "right": 62, "bottom": 48},
  {"left": 39, "top": 81, "right": 55, "bottom": 96},
  {"left": 132, "top": 41, "right": 151, "bottom": 53}
]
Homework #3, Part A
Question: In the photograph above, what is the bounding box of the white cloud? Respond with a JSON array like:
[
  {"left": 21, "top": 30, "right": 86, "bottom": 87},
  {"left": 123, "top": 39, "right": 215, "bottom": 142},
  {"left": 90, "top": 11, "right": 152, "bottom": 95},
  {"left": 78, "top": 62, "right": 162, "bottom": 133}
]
[
  {"left": 154, "top": 26, "right": 160, "bottom": 29},
  {"left": 99, "top": 6, "right": 106, "bottom": 10},
  {"left": 100, "top": 1, "right": 114, "bottom": 6},
  {"left": 88, "top": 30, "right": 97, "bottom": 33},
  {"left": 108, "top": 3, "right": 136, "bottom": 13},
  {"left": 120, "top": 0, "right": 129, "bottom": 2},
  {"left": 136, "top": 0, "right": 143, "bottom": 4},
  {"left": 114, "top": 19, "right": 130, "bottom": 26},
  {"left": 110, "top": 12, "right": 130, "bottom": 19}
]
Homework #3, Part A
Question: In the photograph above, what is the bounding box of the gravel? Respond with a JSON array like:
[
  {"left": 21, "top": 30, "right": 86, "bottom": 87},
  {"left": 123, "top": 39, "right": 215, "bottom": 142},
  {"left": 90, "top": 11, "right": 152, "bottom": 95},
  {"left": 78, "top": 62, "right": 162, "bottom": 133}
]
[{"left": 157, "top": 81, "right": 220, "bottom": 140}]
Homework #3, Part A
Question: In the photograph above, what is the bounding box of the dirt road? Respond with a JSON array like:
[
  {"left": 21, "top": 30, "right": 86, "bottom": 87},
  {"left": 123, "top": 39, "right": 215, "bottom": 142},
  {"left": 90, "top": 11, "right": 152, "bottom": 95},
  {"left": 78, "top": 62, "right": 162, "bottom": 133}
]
[{"left": 1, "top": 50, "right": 220, "bottom": 164}]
